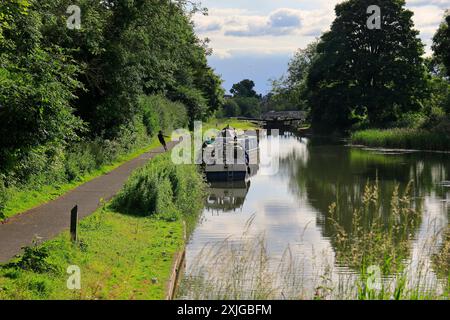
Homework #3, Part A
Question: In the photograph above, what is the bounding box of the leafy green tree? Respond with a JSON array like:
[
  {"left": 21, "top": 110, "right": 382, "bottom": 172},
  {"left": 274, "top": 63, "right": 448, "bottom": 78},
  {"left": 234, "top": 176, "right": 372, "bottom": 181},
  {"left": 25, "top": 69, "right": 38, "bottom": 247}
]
[
  {"left": 267, "top": 41, "right": 318, "bottom": 113},
  {"left": 34, "top": 0, "right": 223, "bottom": 136},
  {"left": 222, "top": 99, "right": 240, "bottom": 117},
  {"left": 0, "top": 0, "right": 83, "bottom": 171},
  {"left": 285, "top": 41, "right": 319, "bottom": 91},
  {"left": 230, "top": 79, "right": 259, "bottom": 98},
  {"left": 307, "top": 0, "right": 428, "bottom": 133},
  {"left": 432, "top": 11, "right": 450, "bottom": 78},
  {"left": 234, "top": 97, "right": 261, "bottom": 118}
]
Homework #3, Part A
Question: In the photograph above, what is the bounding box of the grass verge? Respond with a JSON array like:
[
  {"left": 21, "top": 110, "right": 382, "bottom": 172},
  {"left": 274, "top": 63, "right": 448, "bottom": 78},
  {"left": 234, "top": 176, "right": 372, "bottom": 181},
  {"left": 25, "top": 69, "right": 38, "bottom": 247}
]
[
  {"left": 0, "top": 205, "right": 183, "bottom": 300},
  {"left": 0, "top": 153, "right": 206, "bottom": 300},
  {"left": 1, "top": 118, "right": 255, "bottom": 222},
  {"left": 204, "top": 118, "right": 259, "bottom": 131},
  {"left": 1, "top": 139, "right": 164, "bottom": 221},
  {"left": 351, "top": 128, "right": 450, "bottom": 151}
]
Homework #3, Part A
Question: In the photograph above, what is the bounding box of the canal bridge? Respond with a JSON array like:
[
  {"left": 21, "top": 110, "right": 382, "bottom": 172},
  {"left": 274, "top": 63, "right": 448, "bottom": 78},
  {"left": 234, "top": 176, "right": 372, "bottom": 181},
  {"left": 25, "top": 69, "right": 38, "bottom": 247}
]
[{"left": 237, "top": 111, "right": 307, "bottom": 128}]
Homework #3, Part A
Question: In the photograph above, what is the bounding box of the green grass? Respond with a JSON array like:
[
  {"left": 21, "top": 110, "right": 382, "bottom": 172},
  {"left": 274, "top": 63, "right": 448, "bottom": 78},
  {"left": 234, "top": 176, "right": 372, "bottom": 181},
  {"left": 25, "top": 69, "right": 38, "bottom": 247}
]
[
  {"left": 0, "top": 205, "right": 184, "bottom": 300},
  {"left": 351, "top": 128, "right": 450, "bottom": 151},
  {"left": 1, "top": 138, "right": 164, "bottom": 221},
  {"left": 1, "top": 118, "right": 256, "bottom": 223},
  {"left": 0, "top": 153, "right": 207, "bottom": 300},
  {"left": 112, "top": 153, "right": 206, "bottom": 234},
  {"left": 204, "top": 118, "right": 259, "bottom": 131}
]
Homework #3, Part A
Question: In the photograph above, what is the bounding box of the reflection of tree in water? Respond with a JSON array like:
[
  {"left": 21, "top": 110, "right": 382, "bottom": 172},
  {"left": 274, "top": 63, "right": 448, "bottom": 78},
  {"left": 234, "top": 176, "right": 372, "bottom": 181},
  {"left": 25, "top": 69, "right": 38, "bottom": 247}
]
[
  {"left": 329, "top": 182, "right": 421, "bottom": 274},
  {"left": 285, "top": 137, "right": 450, "bottom": 274}
]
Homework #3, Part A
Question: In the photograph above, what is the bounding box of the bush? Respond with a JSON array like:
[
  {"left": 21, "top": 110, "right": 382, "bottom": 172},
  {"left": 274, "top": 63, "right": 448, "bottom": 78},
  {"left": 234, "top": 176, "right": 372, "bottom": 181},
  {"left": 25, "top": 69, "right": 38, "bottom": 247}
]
[
  {"left": 112, "top": 154, "right": 206, "bottom": 222},
  {"left": 4, "top": 244, "right": 56, "bottom": 274},
  {"left": 432, "top": 115, "right": 450, "bottom": 136},
  {"left": 233, "top": 97, "right": 261, "bottom": 118},
  {"left": 140, "top": 95, "right": 188, "bottom": 137},
  {"left": 395, "top": 112, "right": 427, "bottom": 129},
  {"left": 168, "top": 87, "right": 208, "bottom": 128},
  {"left": 222, "top": 99, "right": 240, "bottom": 117}
]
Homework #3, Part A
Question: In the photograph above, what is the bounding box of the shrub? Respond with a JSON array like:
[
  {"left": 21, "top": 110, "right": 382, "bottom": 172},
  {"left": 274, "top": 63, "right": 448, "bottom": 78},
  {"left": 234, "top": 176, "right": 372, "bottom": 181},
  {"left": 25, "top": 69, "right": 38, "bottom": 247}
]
[
  {"left": 112, "top": 154, "right": 206, "bottom": 222},
  {"left": 222, "top": 99, "right": 240, "bottom": 117},
  {"left": 140, "top": 95, "right": 188, "bottom": 137},
  {"left": 395, "top": 112, "right": 427, "bottom": 129},
  {"left": 4, "top": 244, "right": 57, "bottom": 274}
]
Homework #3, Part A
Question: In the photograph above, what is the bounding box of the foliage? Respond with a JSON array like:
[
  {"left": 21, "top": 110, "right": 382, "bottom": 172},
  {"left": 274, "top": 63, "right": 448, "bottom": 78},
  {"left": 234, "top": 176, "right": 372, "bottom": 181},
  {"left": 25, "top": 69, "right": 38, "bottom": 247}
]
[
  {"left": 168, "top": 86, "right": 208, "bottom": 129},
  {"left": 4, "top": 243, "right": 56, "bottom": 274},
  {"left": 266, "top": 41, "right": 318, "bottom": 113},
  {"left": 432, "top": 11, "right": 450, "bottom": 78},
  {"left": 112, "top": 154, "right": 206, "bottom": 223},
  {"left": 0, "top": 0, "right": 218, "bottom": 216},
  {"left": 139, "top": 95, "right": 188, "bottom": 137},
  {"left": 329, "top": 182, "right": 420, "bottom": 275},
  {"left": 351, "top": 128, "right": 450, "bottom": 150},
  {"left": 221, "top": 99, "right": 240, "bottom": 117},
  {"left": 233, "top": 96, "right": 261, "bottom": 118},
  {"left": 0, "top": 175, "right": 8, "bottom": 220},
  {"left": 432, "top": 229, "right": 450, "bottom": 279},
  {"left": 31, "top": 0, "right": 222, "bottom": 136},
  {"left": 0, "top": 208, "right": 185, "bottom": 300},
  {"left": 307, "top": 0, "right": 429, "bottom": 133},
  {"left": 0, "top": 0, "right": 84, "bottom": 173},
  {"left": 230, "top": 79, "right": 260, "bottom": 98},
  {"left": 219, "top": 79, "right": 262, "bottom": 118}
]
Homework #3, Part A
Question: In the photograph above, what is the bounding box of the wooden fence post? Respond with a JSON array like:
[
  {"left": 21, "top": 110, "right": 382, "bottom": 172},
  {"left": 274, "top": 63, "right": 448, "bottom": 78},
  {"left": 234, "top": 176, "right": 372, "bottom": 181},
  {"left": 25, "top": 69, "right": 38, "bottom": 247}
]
[{"left": 70, "top": 205, "right": 78, "bottom": 243}]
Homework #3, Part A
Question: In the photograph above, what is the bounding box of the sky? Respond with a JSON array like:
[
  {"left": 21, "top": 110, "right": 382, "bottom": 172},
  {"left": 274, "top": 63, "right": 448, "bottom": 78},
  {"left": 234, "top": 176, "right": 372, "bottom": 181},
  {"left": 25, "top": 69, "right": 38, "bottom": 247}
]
[{"left": 193, "top": 0, "right": 450, "bottom": 94}]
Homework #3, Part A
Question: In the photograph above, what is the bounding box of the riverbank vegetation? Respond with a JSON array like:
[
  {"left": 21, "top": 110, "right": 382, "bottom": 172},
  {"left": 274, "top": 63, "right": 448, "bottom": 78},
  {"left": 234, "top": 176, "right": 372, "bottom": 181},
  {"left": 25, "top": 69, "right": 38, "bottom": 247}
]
[
  {"left": 351, "top": 128, "right": 450, "bottom": 151},
  {"left": 0, "top": 0, "right": 223, "bottom": 220},
  {"left": 266, "top": 1, "right": 450, "bottom": 150},
  {"left": 179, "top": 182, "right": 449, "bottom": 300},
  {"left": 0, "top": 154, "right": 206, "bottom": 299}
]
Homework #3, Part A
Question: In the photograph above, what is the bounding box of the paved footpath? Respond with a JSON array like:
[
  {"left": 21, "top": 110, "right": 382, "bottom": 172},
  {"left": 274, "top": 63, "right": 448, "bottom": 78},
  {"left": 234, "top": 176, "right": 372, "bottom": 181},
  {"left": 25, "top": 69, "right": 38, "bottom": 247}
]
[{"left": 0, "top": 142, "right": 176, "bottom": 263}]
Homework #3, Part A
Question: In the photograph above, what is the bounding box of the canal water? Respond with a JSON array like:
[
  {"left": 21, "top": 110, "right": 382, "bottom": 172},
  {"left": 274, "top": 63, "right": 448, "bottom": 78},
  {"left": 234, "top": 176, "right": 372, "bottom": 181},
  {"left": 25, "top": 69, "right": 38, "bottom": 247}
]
[{"left": 180, "top": 132, "right": 450, "bottom": 299}]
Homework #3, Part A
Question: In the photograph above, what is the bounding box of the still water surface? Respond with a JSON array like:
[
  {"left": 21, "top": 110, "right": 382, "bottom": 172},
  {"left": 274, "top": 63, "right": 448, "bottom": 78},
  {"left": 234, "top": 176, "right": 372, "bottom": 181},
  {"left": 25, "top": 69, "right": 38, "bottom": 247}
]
[{"left": 182, "top": 133, "right": 450, "bottom": 298}]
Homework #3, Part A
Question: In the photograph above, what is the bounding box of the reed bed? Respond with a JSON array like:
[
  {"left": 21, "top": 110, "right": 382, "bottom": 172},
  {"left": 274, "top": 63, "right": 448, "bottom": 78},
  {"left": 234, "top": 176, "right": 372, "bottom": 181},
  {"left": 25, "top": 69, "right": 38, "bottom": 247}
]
[{"left": 351, "top": 128, "right": 450, "bottom": 151}]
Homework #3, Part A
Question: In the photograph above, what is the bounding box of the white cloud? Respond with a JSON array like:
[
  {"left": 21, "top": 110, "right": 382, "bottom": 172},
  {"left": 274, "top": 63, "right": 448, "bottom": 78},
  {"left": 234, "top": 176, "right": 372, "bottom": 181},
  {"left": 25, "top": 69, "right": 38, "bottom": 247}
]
[
  {"left": 194, "top": 7, "right": 333, "bottom": 58},
  {"left": 194, "top": 0, "right": 448, "bottom": 58},
  {"left": 225, "top": 9, "right": 302, "bottom": 37},
  {"left": 407, "top": 0, "right": 450, "bottom": 9},
  {"left": 407, "top": 3, "right": 448, "bottom": 54}
]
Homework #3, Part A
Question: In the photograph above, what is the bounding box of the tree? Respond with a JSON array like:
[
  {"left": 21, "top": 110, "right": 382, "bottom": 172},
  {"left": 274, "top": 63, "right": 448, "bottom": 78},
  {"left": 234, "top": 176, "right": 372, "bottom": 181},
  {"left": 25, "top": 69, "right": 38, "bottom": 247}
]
[
  {"left": 0, "top": 0, "right": 83, "bottom": 171},
  {"left": 222, "top": 99, "right": 240, "bottom": 117},
  {"left": 432, "top": 10, "right": 450, "bottom": 78},
  {"left": 267, "top": 41, "right": 319, "bottom": 113},
  {"left": 307, "top": 0, "right": 428, "bottom": 133},
  {"left": 34, "top": 0, "right": 223, "bottom": 136},
  {"left": 285, "top": 41, "right": 319, "bottom": 91},
  {"left": 234, "top": 97, "right": 261, "bottom": 118},
  {"left": 230, "top": 79, "right": 259, "bottom": 98}
]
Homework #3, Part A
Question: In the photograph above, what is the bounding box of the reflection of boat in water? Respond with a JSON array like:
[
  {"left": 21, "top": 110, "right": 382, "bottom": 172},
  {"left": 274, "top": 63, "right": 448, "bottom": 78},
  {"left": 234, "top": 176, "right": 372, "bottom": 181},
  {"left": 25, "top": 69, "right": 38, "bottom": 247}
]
[
  {"left": 205, "top": 180, "right": 251, "bottom": 213},
  {"left": 202, "top": 127, "right": 259, "bottom": 182}
]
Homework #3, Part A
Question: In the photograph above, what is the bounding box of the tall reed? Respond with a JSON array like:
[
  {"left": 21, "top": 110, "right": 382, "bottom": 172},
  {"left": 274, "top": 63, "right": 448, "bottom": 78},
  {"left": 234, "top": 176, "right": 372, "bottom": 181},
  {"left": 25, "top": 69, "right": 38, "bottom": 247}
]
[{"left": 178, "top": 182, "right": 449, "bottom": 300}]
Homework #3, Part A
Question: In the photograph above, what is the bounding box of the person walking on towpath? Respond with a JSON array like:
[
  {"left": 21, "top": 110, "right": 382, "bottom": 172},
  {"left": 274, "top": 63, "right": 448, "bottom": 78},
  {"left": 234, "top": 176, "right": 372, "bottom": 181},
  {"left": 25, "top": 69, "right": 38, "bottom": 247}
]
[{"left": 158, "top": 130, "right": 169, "bottom": 151}]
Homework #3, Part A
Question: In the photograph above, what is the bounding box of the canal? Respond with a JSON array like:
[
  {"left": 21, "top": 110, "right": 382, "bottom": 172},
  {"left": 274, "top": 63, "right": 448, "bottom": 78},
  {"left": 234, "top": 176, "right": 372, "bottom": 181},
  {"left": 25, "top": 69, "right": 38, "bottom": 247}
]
[{"left": 179, "top": 132, "right": 450, "bottom": 299}]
